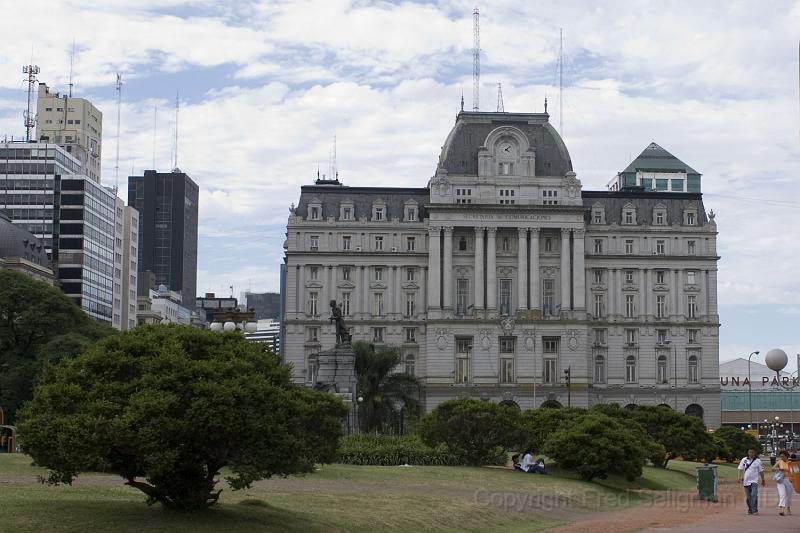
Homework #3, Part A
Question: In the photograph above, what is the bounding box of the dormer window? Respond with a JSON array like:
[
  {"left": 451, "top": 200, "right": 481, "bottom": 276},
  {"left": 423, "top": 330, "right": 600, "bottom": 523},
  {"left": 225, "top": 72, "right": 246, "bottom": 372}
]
[
  {"left": 406, "top": 208, "right": 415, "bottom": 221},
  {"left": 622, "top": 204, "right": 636, "bottom": 225},
  {"left": 653, "top": 204, "right": 667, "bottom": 226},
  {"left": 372, "top": 201, "right": 386, "bottom": 221},
  {"left": 340, "top": 201, "right": 354, "bottom": 221},
  {"left": 592, "top": 205, "right": 606, "bottom": 224},
  {"left": 404, "top": 200, "right": 419, "bottom": 222},
  {"left": 310, "top": 206, "right": 320, "bottom": 220},
  {"left": 685, "top": 210, "right": 697, "bottom": 225},
  {"left": 374, "top": 208, "right": 384, "bottom": 221}
]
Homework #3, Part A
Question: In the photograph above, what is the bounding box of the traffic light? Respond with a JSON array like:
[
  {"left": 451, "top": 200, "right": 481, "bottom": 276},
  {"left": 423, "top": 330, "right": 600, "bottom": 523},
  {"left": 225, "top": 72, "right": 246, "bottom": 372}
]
[{"left": 563, "top": 366, "right": 571, "bottom": 385}]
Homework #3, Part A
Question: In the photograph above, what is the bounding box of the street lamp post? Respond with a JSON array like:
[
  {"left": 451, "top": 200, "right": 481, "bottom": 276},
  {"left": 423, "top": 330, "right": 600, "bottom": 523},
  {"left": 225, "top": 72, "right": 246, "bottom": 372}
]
[{"left": 747, "top": 351, "right": 760, "bottom": 435}]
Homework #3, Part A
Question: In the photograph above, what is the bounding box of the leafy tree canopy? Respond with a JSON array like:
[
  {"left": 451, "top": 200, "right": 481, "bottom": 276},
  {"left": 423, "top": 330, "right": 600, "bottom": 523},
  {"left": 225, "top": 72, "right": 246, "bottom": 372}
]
[
  {"left": 623, "top": 405, "right": 715, "bottom": 466},
  {"left": 17, "top": 325, "right": 348, "bottom": 510},
  {"left": 713, "top": 426, "right": 762, "bottom": 461},
  {"left": 0, "top": 271, "right": 113, "bottom": 423}
]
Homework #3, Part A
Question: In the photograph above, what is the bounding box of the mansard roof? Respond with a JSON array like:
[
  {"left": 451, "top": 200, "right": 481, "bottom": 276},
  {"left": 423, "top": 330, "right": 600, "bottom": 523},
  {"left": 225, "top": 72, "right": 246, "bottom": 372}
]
[
  {"left": 297, "top": 185, "right": 429, "bottom": 221},
  {"left": 0, "top": 210, "right": 51, "bottom": 265},
  {"left": 437, "top": 111, "right": 573, "bottom": 177},
  {"left": 622, "top": 142, "right": 700, "bottom": 175},
  {"left": 582, "top": 190, "right": 709, "bottom": 226}
]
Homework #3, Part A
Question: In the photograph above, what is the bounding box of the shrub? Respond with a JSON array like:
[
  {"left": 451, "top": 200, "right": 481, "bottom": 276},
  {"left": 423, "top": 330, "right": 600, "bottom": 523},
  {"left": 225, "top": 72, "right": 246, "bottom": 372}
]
[
  {"left": 542, "top": 412, "right": 651, "bottom": 482},
  {"left": 419, "top": 398, "right": 518, "bottom": 466},
  {"left": 713, "top": 426, "right": 762, "bottom": 461},
  {"left": 512, "top": 407, "right": 586, "bottom": 452},
  {"left": 337, "top": 434, "right": 462, "bottom": 466},
  {"left": 624, "top": 406, "right": 716, "bottom": 467}
]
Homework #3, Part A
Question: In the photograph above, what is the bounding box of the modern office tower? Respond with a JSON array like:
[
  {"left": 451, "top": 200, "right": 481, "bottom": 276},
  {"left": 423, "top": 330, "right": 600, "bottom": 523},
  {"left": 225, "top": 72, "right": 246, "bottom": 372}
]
[
  {"left": 35, "top": 83, "right": 103, "bottom": 182},
  {"left": 128, "top": 170, "right": 199, "bottom": 307},
  {"left": 0, "top": 141, "right": 116, "bottom": 323},
  {"left": 112, "top": 197, "right": 139, "bottom": 330},
  {"left": 243, "top": 291, "right": 281, "bottom": 320},
  {"left": 283, "top": 111, "right": 721, "bottom": 427},
  {"left": 0, "top": 209, "right": 54, "bottom": 284}
]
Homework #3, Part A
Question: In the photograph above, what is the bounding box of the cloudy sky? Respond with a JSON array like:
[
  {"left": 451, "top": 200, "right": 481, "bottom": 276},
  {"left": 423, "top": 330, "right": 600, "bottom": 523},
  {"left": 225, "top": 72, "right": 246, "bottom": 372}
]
[{"left": 1, "top": 0, "right": 798, "bottom": 367}]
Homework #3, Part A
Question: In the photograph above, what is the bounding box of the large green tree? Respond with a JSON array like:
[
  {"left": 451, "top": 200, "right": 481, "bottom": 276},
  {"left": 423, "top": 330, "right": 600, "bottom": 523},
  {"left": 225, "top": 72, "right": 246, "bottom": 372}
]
[
  {"left": 353, "top": 341, "right": 420, "bottom": 433},
  {"left": 17, "top": 325, "right": 348, "bottom": 510},
  {"left": 0, "top": 271, "right": 113, "bottom": 423},
  {"left": 714, "top": 426, "right": 762, "bottom": 462}
]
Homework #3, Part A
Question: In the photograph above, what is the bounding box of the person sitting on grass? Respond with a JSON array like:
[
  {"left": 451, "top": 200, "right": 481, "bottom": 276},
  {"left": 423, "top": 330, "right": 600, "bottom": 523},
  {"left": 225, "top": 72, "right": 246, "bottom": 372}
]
[
  {"left": 511, "top": 454, "right": 523, "bottom": 471},
  {"left": 530, "top": 458, "right": 547, "bottom": 475}
]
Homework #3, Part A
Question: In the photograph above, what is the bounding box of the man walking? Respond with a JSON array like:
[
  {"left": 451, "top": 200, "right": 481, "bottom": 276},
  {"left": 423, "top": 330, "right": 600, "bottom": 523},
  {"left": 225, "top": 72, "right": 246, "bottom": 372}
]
[{"left": 737, "top": 448, "right": 766, "bottom": 515}]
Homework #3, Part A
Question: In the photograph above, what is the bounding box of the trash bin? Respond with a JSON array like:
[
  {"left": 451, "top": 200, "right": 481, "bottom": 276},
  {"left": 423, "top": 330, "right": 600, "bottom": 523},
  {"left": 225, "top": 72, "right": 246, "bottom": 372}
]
[{"left": 696, "top": 464, "right": 718, "bottom": 502}]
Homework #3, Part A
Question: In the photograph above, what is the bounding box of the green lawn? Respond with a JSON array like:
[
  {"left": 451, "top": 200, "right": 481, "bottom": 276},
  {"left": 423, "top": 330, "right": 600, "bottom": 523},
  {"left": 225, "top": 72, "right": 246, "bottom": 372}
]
[{"left": 0, "top": 454, "right": 705, "bottom": 533}]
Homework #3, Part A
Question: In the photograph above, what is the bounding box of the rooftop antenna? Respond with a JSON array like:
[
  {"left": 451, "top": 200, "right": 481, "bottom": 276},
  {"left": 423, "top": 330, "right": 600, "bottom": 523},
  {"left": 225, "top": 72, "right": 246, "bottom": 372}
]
[
  {"left": 559, "top": 27, "right": 564, "bottom": 136},
  {"left": 68, "top": 38, "right": 76, "bottom": 97},
  {"left": 460, "top": 92, "right": 464, "bottom": 112},
  {"left": 152, "top": 104, "right": 157, "bottom": 169},
  {"left": 114, "top": 73, "right": 122, "bottom": 192},
  {"left": 472, "top": 7, "right": 480, "bottom": 111},
  {"left": 496, "top": 83, "right": 504, "bottom": 112},
  {"left": 328, "top": 134, "right": 338, "bottom": 181},
  {"left": 544, "top": 95, "right": 548, "bottom": 114},
  {"left": 173, "top": 92, "right": 179, "bottom": 170},
  {"left": 22, "top": 64, "right": 40, "bottom": 142}
]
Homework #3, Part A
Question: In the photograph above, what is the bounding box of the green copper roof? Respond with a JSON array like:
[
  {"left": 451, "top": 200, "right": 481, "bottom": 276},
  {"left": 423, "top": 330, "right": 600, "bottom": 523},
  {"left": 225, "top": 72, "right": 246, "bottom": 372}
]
[{"left": 622, "top": 142, "right": 700, "bottom": 175}]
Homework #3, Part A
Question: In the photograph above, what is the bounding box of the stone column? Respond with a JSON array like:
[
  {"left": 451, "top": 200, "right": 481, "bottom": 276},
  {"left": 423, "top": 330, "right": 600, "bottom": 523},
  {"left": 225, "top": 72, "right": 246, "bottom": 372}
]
[
  {"left": 395, "top": 266, "right": 402, "bottom": 316},
  {"left": 354, "top": 265, "right": 362, "bottom": 316},
  {"left": 607, "top": 268, "right": 615, "bottom": 318},
  {"left": 298, "top": 264, "right": 306, "bottom": 314},
  {"left": 422, "top": 266, "right": 428, "bottom": 312},
  {"left": 573, "top": 229, "right": 585, "bottom": 311},
  {"left": 645, "top": 269, "right": 653, "bottom": 317},
  {"left": 442, "top": 226, "right": 453, "bottom": 309},
  {"left": 387, "top": 266, "right": 394, "bottom": 315},
  {"left": 428, "top": 226, "right": 441, "bottom": 309},
  {"left": 362, "top": 265, "right": 369, "bottom": 317},
  {"left": 529, "top": 228, "right": 540, "bottom": 311},
  {"left": 672, "top": 269, "right": 680, "bottom": 318},
  {"left": 486, "top": 227, "right": 497, "bottom": 310},
  {"left": 517, "top": 228, "right": 528, "bottom": 311},
  {"left": 330, "top": 265, "right": 338, "bottom": 305},
  {"left": 560, "top": 229, "right": 571, "bottom": 312},
  {"left": 474, "top": 227, "right": 484, "bottom": 309}
]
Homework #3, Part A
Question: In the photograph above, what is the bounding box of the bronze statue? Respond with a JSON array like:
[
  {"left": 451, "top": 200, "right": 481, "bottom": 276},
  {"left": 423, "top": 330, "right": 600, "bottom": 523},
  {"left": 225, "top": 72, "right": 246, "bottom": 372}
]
[{"left": 329, "top": 299, "right": 351, "bottom": 346}]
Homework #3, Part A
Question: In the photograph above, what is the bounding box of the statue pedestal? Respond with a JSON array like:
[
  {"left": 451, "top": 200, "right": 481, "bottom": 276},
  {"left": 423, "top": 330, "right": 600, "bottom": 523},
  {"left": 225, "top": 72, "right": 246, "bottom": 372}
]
[{"left": 316, "top": 344, "right": 358, "bottom": 432}]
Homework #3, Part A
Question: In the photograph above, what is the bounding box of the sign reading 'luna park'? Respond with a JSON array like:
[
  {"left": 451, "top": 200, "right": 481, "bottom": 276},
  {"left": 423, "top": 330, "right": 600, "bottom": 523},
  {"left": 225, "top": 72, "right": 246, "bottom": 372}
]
[{"left": 720, "top": 376, "right": 800, "bottom": 387}]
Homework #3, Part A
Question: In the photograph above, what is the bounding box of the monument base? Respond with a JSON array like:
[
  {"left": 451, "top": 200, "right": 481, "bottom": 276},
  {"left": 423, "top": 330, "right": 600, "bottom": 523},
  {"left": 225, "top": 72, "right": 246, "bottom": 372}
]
[{"left": 315, "top": 344, "right": 358, "bottom": 432}]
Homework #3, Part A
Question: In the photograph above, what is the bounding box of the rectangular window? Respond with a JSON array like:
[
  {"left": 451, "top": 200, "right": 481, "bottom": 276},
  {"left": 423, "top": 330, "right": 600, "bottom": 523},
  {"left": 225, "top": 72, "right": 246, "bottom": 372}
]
[
  {"left": 342, "top": 266, "right": 351, "bottom": 281},
  {"left": 625, "top": 294, "right": 636, "bottom": 317},
  {"left": 594, "top": 355, "right": 605, "bottom": 384},
  {"left": 626, "top": 356, "right": 637, "bottom": 383},
  {"left": 687, "top": 295, "right": 697, "bottom": 319},
  {"left": 342, "top": 207, "right": 352, "bottom": 220},
  {"left": 593, "top": 239, "right": 603, "bottom": 254},
  {"left": 656, "top": 295, "right": 666, "bottom": 318},
  {"left": 307, "top": 327, "right": 319, "bottom": 342},
  {"left": 657, "top": 356, "right": 668, "bottom": 384},
  {"left": 625, "top": 328, "right": 637, "bottom": 345},
  {"left": 655, "top": 179, "right": 669, "bottom": 191},
  {"left": 406, "top": 208, "right": 416, "bottom": 221},
  {"left": 455, "top": 338, "right": 472, "bottom": 384},
  {"left": 374, "top": 267, "right": 383, "bottom": 281},
  {"left": 308, "top": 292, "right": 319, "bottom": 316},
  {"left": 593, "top": 328, "right": 606, "bottom": 345},
  {"left": 406, "top": 267, "right": 415, "bottom": 281},
  {"left": 342, "top": 292, "right": 351, "bottom": 316},
  {"left": 687, "top": 240, "right": 696, "bottom": 255},
  {"left": 455, "top": 188, "right": 473, "bottom": 204},
  {"left": 687, "top": 212, "right": 696, "bottom": 225},
  {"left": 542, "top": 279, "right": 555, "bottom": 316},
  {"left": 688, "top": 329, "right": 699, "bottom": 344},
  {"left": 406, "top": 236, "right": 415, "bottom": 251},
  {"left": 542, "top": 189, "right": 559, "bottom": 205},
  {"left": 625, "top": 270, "right": 634, "bottom": 284},
  {"left": 374, "top": 208, "right": 384, "bottom": 221},
  {"left": 593, "top": 211, "right": 604, "bottom": 224},
  {"left": 686, "top": 270, "right": 696, "bottom": 285},
  {"left": 543, "top": 337, "right": 559, "bottom": 354},
  {"left": 309, "top": 266, "right": 319, "bottom": 280},
  {"left": 310, "top": 206, "right": 320, "bottom": 220},
  {"left": 656, "top": 212, "right": 665, "bottom": 225},
  {"left": 671, "top": 179, "right": 684, "bottom": 191},
  {"left": 656, "top": 240, "right": 665, "bottom": 255},
  {"left": 656, "top": 270, "right": 666, "bottom": 284},
  {"left": 405, "top": 327, "right": 416, "bottom": 343},
  {"left": 501, "top": 358, "right": 515, "bottom": 384},
  {"left": 456, "top": 278, "right": 468, "bottom": 315},
  {"left": 342, "top": 235, "right": 352, "bottom": 250},
  {"left": 688, "top": 355, "right": 699, "bottom": 383},
  {"left": 543, "top": 357, "right": 557, "bottom": 384},
  {"left": 594, "top": 294, "right": 605, "bottom": 317},
  {"left": 499, "top": 279, "right": 512, "bottom": 316},
  {"left": 374, "top": 235, "right": 383, "bottom": 251},
  {"left": 372, "top": 327, "right": 385, "bottom": 343},
  {"left": 657, "top": 329, "right": 667, "bottom": 344},
  {"left": 544, "top": 237, "right": 553, "bottom": 252},
  {"left": 593, "top": 269, "right": 604, "bottom": 284},
  {"left": 405, "top": 293, "right": 415, "bottom": 316},
  {"left": 310, "top": 235, "right": 319, "bottom": 251},
  {"left": 625, "top": 239, "right": 634, "bottom": 254},
  {"left": 624, "top": 211, "right": 634, "bottom": 224},
  {"left": 373, "top": 293, "right": 384, "bottom": 316}
]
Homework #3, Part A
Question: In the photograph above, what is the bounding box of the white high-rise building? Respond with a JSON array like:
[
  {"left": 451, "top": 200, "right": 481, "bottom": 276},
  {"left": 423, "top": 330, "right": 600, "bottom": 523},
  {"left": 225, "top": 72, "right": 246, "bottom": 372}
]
[{"left": 282, "top": 111, "right": 721, "bottom": 427}]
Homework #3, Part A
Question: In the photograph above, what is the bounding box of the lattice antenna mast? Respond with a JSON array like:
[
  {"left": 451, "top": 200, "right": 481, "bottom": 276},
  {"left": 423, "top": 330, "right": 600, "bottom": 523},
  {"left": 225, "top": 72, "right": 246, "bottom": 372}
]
[
  {"left": 152, "top": 104, "right": 157, "bottom": 169},
  {"left": 472, "top": 7, "right": 480, "bottom": 111},
  {"left": 68, "top": 39, "right": 76, "bottom": 97},
  {"left": 115, "top": 73, "right": 122, "bottom": 191},
  {"left": 559, "top": 28, "right": 564, "bottom": 136},
  {"left": 22, "top": 64, "right": 40, "bottom": 142},
  {"left": 496, "top": 83, "right": 504, "bottom": 112}
]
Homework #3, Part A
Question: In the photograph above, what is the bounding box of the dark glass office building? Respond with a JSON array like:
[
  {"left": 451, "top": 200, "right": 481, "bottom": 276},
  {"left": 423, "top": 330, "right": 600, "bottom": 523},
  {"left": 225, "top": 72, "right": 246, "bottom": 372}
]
[{"left": 128, "top": 169, "right": 199, "bottom": 307}]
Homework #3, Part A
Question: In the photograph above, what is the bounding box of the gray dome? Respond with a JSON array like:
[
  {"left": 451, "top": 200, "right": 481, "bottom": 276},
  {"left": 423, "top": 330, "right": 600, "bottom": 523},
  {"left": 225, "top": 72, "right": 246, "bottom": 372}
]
[{"left": 0, "top": 210, "right": 51, "bottom": 267}]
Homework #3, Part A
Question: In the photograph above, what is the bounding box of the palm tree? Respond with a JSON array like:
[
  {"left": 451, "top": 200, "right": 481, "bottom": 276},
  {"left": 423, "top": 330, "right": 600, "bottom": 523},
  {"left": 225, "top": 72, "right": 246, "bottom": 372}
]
[{"left": 353, "top": 341, "right": 420, "bottom": 434}]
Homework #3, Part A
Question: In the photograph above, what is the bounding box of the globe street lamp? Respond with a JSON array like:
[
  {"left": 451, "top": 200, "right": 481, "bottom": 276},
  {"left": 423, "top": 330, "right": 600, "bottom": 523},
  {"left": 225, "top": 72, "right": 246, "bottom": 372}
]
[{"left": 747, "top": 351, "right": 760, "bottom": 434}]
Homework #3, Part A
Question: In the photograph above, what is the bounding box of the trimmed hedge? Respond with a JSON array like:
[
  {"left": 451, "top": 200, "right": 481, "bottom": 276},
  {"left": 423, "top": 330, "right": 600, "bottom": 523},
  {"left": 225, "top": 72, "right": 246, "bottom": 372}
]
[{"left": 336, "top": 434, "right": 463, "bottom": 466}]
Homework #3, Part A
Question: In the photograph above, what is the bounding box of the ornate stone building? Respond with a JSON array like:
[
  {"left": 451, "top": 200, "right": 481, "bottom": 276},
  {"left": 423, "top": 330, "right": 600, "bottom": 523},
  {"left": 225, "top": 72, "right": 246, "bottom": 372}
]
[{"left": 282, "top": 111, "right": 720, "bottom": 427}]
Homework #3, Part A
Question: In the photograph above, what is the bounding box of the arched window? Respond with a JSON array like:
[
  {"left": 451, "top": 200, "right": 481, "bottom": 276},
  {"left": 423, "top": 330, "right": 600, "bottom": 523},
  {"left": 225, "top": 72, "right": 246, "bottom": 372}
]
[
  {"left": 405, "top": 354, "right": 415, "bottom": 377},
  {"left": 657, "top": 355, "right": 668, "bottom": 384},
  {"left": 594, "top": 354, "right": 605, "bottom": 384},
  {"left": 626, "top": 355, "right": 637, "bottom": 383},
  {"left": 685, "top": 404, "right": 704, "bottom": 420},
  {"left": 688, "top": 355, "right": 699, "bottom": 383},
  {"left": 657, "top": 403, "right": 672, "bottom": 409},
  {"left": 499, "top": 400, "right": 520, "bottom": 410},
  {"left": 624, "top": 403, "right": 637, "bottom": 410},
  {"left": 541, "top": 400, "right": 562, "bottom": 409}
]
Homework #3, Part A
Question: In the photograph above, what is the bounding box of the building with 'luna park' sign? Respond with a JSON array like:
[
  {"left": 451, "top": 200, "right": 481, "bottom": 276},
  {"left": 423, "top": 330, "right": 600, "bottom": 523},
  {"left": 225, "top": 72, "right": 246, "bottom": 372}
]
[{"left": 282, "top": 109, "right": 721, "bottom": 428}]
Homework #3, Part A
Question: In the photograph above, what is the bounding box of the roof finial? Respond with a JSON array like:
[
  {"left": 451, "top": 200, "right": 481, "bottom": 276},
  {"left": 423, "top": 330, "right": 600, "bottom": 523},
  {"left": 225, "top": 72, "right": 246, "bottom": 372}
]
[
  {"left": 544, "top": 96, "right": 548, "bottom": 114},
  {"left": 460, "top": 92, "right": 464, "bottom": 112}
]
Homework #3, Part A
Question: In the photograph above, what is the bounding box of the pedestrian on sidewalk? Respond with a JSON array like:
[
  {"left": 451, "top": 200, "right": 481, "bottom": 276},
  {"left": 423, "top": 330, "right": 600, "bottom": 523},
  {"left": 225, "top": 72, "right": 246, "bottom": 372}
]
[
  {"left": 737, "top": 448, "right": 766, "bottom": 515},
  {"left": 772, "top": 451, "right": 793, "bottom": 516}
]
